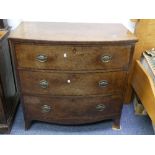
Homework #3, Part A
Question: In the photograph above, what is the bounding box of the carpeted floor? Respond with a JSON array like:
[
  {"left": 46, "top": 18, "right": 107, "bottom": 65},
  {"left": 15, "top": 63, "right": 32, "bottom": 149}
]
[{"left": 10, "top": 103, "right": 154, "bottom": 135}]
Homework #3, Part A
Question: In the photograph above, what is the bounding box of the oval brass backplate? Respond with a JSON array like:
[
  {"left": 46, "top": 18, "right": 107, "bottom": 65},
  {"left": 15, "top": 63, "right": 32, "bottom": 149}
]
[
  {"left": 96, "top": 104, "right": 106, "bottom": 111},
  {"left": 39, "top": 80, "right": 49, "bottom": 89},
  {"left": 36, "top": 54, "right": 48, "bottom": 62},
  {"left": 99, "top": 80, "right": 109, "bottom": 88},
  {"left": 41, "top": 105, "right": 51, "bottom": 113},
  {"left": 101, "top": 55, "right": 112, "bottom": 63}
]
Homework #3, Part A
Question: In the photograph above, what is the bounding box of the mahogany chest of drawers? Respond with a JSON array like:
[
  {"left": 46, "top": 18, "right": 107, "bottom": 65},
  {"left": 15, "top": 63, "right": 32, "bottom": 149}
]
[{"left": 9, "top": 22, "right": 137, "bottom": 130}]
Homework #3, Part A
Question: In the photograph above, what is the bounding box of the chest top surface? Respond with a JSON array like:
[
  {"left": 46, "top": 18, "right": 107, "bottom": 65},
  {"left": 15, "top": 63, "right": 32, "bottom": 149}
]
[{"left": 9, "top": 22, "right": 137, "bottom": 43}]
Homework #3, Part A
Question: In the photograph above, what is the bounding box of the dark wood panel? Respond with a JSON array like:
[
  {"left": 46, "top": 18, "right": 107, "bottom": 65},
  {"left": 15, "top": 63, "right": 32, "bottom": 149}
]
[
  {"left": 23, "top": 94, "right": 122, "bottom": 125},
  {"left": 0, "top": 84, "right": 6, "bottom": 123},
  {"left": 0, "top": 19, "right": 8, "bottom": 29},
  {"left": 15, "top": 43, "right": 131, "bottom": 70},
  {"left": 0, "top": 32, "right": 17, "bottom": 118},
  {"left": 19, "top": 70, "right": 126, "bottom": 96},
  {"left": 0, "top": 30, "right": 19, "bottom": 133}
]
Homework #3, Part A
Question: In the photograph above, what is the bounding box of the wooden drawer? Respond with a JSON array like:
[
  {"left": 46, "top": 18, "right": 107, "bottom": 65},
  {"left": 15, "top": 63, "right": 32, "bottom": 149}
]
[
  {"left": 23, "top": 95, "right": 122, "bottom": 124},
  {"left": 19, "top": 70, "right": 126, "bottom": 96},
  {"left": 15, "top": 44, "right": 131, "bottom": 70}
]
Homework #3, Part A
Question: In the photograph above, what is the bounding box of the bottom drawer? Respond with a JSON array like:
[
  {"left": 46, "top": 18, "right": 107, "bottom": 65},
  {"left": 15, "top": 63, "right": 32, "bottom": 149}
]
[{"left": 23, "top": 95, "right": 123, "bottom": 125}]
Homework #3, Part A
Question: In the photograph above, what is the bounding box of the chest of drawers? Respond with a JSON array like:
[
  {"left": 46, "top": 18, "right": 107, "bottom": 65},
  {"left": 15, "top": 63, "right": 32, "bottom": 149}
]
[{"left": 9, "top": 22, "right": 137, "bottom": 130}]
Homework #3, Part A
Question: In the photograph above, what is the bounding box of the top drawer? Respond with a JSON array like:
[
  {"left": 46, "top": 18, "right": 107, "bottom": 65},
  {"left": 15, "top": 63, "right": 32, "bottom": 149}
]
[{"left": 15, "top": 43, "right": 131, "bottom": 71}]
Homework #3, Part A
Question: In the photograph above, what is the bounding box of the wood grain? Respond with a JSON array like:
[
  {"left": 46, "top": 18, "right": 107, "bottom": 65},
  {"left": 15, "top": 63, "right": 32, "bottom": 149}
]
[
  {"left": 19, "top": 70, "right": 126, "bottom": 96},
  {"left": 23, "top": 94, "right": 122, "bottom": 125},
  {"left": 0, "top": 30, "right": 19, "bottom": 133},
  {"left": 0, "top": 84, "right": 6, "bottom": 123},
  {"left": 15, "top": 43, "right": 131, "bottom": 71},
  {"left": 9, "top": 22, "right": 137, "bottom": 129},
  {"left": 134, "top": 19, "right": 155, "bottom": 61},
  {"left": 131, "top": 60, "right": 155, "bottom": 124},
  {"left": 0, "top": 31, "right": 8, "bottom": 40},
  {"left": 125, "top": 19, "right": 155, "bottom": 103},
  {"left": 9, "top": 22, "right": 137, "bottom": 43}
]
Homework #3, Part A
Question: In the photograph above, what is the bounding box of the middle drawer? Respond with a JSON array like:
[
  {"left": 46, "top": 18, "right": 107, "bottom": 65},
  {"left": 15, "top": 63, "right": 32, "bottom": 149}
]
[{"left": 19, "top": 70, "right": 126, "bottom": 96}]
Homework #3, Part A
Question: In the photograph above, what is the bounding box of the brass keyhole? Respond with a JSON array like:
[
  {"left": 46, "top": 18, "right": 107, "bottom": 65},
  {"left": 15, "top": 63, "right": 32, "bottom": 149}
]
[{"left": 72, "top": 48, "right": 77, "bottom": 53}]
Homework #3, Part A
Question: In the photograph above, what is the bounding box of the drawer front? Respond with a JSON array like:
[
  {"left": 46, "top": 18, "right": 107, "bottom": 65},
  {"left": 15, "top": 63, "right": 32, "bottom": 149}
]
[
  {"left": 19, "top": 71, "right": 126, "bottom": 96},
  {"left": 15, "top": 44, "right": 131, "bottom": 70},
  {"left": 23, "top": 95, "right": 122, "bottom": 124}
]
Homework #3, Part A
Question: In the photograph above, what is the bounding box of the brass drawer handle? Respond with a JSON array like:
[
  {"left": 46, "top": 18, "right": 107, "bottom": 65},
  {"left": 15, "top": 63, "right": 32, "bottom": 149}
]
[
  {"left": 96, "top": 104, "right": 106, "bottom": 111},
  {"left": 99, "top": 80, "right": 108, "bottom": 87},
  {"left": 41, "top": 105, "right": 51, "bottom": 113},
  {"left": 39, "top": 80, "right": 49, "bottom": 88},
  {"left": 101, "top": 55, "right": 112, "bottom": 63},
  {"left": 36, "top": 54, "right": 48, "bottom": 62}
]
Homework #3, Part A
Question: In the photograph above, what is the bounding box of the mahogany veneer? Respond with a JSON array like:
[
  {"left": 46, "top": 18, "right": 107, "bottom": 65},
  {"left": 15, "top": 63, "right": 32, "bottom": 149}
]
[{"left": 9, "top": 22, "right": 137, "bottom": 130}]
